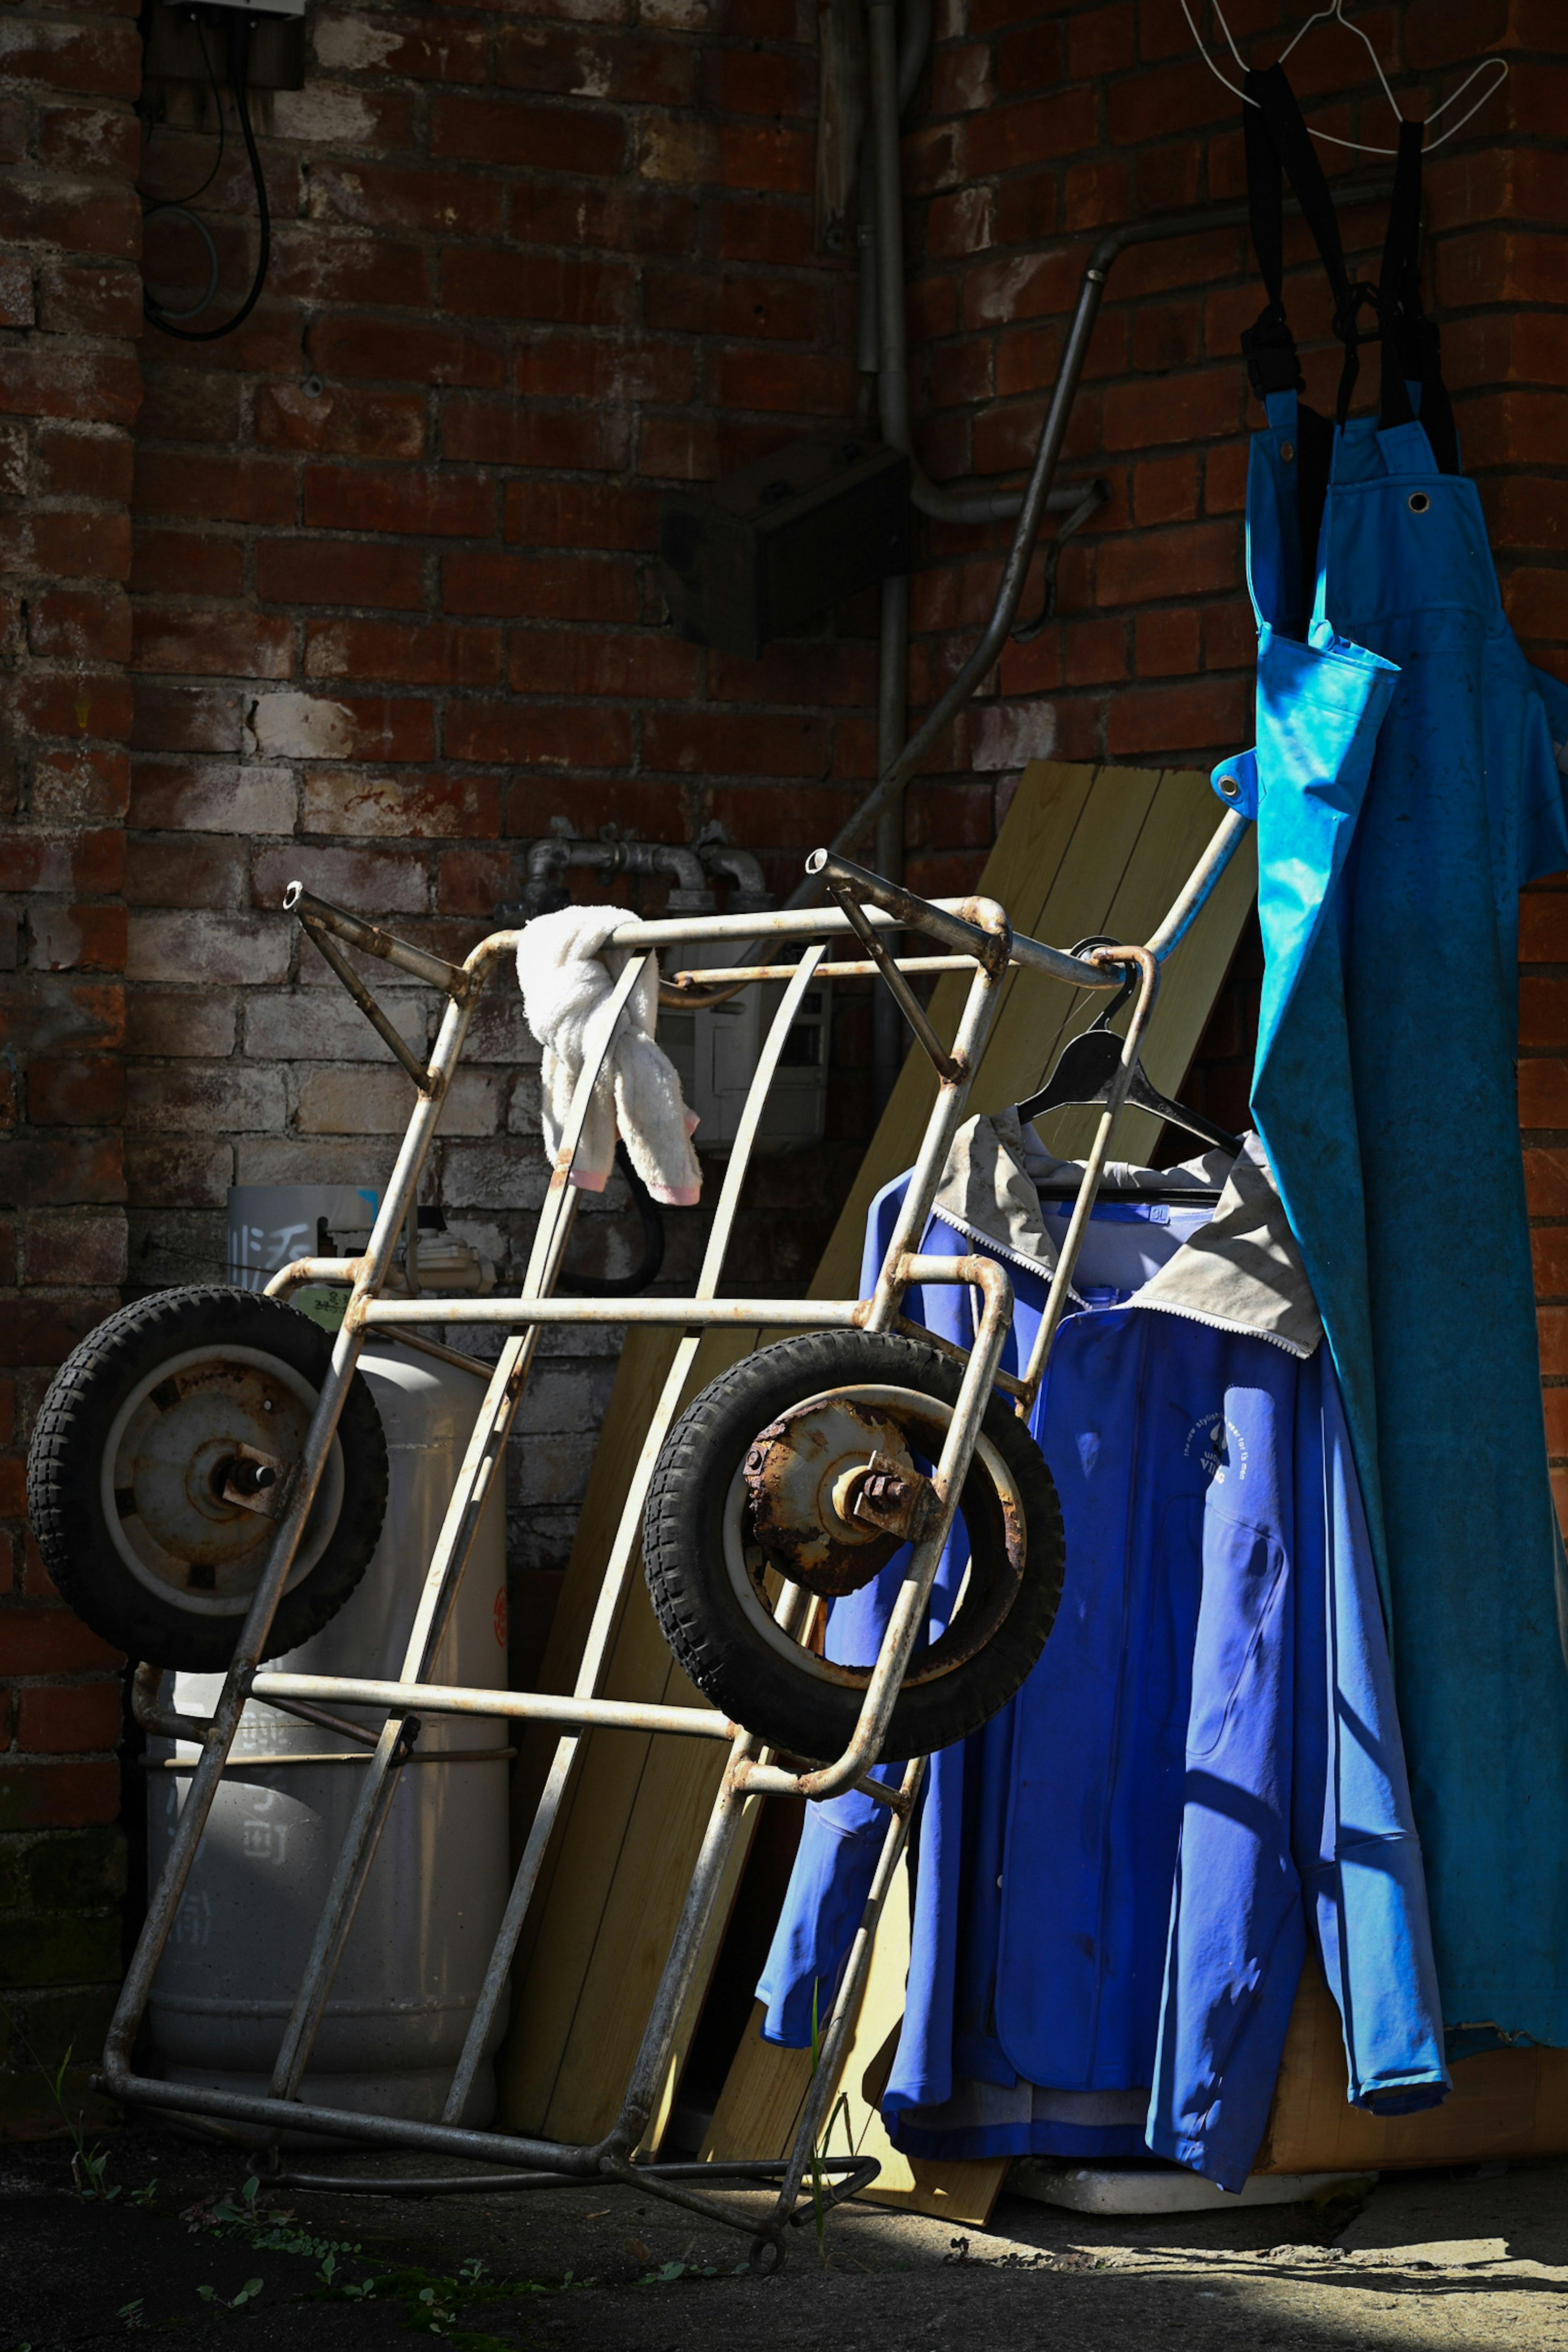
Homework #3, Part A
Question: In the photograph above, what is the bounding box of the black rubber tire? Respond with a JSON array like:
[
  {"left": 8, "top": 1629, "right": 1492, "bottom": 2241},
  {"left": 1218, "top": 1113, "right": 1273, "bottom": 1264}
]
[
  {"left": 27, "top": 1285, "right": 388, "bottom": 1671},
  {"left": 643, "top": 1330, "right": 1065, "bottom": 1762}
]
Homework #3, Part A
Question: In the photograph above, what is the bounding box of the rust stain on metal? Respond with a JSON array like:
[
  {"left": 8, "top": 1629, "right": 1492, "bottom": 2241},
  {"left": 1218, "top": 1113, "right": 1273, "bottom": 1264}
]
[{"left": 743, "top": 1395, "right": 925, "bottom": 1598}]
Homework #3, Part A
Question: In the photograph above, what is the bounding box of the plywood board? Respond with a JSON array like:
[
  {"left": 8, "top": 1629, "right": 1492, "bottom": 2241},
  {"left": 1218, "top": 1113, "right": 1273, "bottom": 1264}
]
[
  {"left": 702, "top": 1855, "right": 1006, "bottom": 2226},
  {"left": 809, "top": 760, "right": 1254, "bottom": 1299},
  {"left": 498, "top": 1324, "right": 757, "bottom": 2141},
  {"left": 500, "top": 757, "right": 1254, "bottom": 2169},
  {"left": 1258, "top": 1959, "right": 1568, "bottom": 2175}
]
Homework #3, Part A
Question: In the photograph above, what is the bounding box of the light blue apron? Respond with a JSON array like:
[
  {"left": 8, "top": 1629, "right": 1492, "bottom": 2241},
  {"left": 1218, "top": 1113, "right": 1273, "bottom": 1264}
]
[{"left": 1228, "top": 65, "right": 1568, "bottom": 2052}]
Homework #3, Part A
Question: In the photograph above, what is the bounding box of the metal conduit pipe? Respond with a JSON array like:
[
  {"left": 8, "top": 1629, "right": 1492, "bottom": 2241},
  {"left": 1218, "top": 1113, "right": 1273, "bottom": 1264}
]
[
  {"left": 697, "top": 839, "right": 770, "bottom": 908},
  {"left": 523, "top": 834, "right": 712, "bottom": 916},
  {"left": 788, "top": 173, "right": 1392, "bottom": 914}
]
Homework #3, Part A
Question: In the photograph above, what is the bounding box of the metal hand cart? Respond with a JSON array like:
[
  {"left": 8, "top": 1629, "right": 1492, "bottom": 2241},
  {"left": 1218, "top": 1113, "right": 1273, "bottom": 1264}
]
[{"left": 87, "top": 822, "right": 1247, "bottom": 2267}]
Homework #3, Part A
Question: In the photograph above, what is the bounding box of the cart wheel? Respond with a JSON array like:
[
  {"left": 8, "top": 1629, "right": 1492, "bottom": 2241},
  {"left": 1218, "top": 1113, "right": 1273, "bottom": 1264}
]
[
  {"left": 27, "top": 1285, "right": 388, "bottom": 1672},
  {"left": 642, "top": 1330, "right": 1064, "bottom": 1762}
]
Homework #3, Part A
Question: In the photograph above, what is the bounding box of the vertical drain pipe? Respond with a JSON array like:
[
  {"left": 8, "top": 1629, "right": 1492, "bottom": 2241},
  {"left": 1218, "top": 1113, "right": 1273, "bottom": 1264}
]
[{"left": 865, "top": 0, "right": 928, "bottom": 1110}]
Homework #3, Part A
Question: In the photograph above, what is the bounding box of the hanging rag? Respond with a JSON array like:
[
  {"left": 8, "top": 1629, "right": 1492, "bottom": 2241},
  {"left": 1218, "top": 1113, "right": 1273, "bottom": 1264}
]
[
  {"left": 757, "top": 1117, "right": 1449, "bottom": 2191},
  {"left": 1226, "top": 64, "right": 1568, "bottom": 2054},
  {"left": 515, "top": 903, "right": 701, "bottom": 1206}
]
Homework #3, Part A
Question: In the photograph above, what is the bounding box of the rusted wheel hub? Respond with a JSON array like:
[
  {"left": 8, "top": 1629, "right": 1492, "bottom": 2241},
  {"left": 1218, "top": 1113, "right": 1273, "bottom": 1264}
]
[{"left": 742, "top": 1394, "right": 941, "bottom": 1598}]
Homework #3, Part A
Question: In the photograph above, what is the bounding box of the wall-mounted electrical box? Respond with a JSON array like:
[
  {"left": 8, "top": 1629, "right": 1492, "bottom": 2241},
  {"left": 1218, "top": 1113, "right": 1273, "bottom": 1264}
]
[
  {"left": 145, "top": 0, "right": 305, "bottom": 91},
  {"left": 660, "top": 956, "right": 831, "bottom": 1157},
  {"left": 658, "top": 432, "right": 910, "bottom": 660}
]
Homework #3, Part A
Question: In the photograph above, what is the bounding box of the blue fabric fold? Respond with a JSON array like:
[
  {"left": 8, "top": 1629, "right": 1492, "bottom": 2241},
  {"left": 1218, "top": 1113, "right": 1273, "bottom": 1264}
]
[
  {"left": 1218, "top": 391, "right": 1568, "bottom": 2050},
  {"left": 757, "top": 1169, "right": 1448, "bottom": 2189}
]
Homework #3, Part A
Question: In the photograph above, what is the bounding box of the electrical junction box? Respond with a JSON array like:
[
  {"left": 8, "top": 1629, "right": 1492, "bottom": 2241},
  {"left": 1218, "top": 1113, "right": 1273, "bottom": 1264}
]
[
  {"left": 659, "top": 433, "right": 910, "bottom": 660},
  {"left": 659, "top": 944, "right": 831, "bottom": 1156},
  {"left": 146, "top": 1, "right": 306, "bottom": 89}
]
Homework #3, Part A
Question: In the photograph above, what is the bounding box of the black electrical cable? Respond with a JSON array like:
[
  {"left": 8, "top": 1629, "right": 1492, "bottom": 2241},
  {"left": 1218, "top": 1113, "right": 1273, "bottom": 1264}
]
[
  {"left": 145, "top": 11, "right": 270, "bottom": 342},
  {"left": 141, "top": 8, "right": 226, "bottom": 209}
]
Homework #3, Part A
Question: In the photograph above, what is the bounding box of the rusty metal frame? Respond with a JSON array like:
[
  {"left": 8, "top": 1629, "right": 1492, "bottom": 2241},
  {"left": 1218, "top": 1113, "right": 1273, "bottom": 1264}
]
[{"left": 98, "top": 820, "right": 1244, "bottom": 2265}]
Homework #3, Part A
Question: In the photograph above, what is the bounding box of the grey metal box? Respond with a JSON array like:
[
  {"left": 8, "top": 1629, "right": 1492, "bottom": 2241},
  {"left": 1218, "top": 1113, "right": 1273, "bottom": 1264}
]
[{"left": 658, "top": 432, "right": 910, "bottom": 661}]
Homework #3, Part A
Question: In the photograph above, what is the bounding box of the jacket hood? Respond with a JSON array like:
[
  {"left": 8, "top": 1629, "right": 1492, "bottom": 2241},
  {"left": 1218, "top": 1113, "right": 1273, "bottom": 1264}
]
[{"left": 930, "top": 1107, "right": 1323, "bottom": 1358}]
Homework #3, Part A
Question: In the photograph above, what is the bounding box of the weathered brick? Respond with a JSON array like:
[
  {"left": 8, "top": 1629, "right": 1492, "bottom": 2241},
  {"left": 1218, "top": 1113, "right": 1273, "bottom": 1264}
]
[
  {"left": 431, "top": 92, "right": 625, "bottom": 173},
  {"left": 255, "top": 536, "right": 427, "bottom": 611},
  {"left": 242, "top": 988, "right": 424, "bottom": 1063},
  {"left": 0, "top": 1296, "right": 109, "bottom": 1371},
  {"left": 298, "top": 762, "right": 496, "bottom": 846},
  {"left": 502, "top": 480, "right": 656, "bottom": 552},
  {"left": 297, "top": 1065, "right": 497, "bottom": 1136},
  {"left": 251, "top": 841, "right": 428, "bottom": 914},
  {"left": 248, "top": 690, "right": 437, "bottom": 763},
  {"left": 307, "top": 158, "right": 506, "bottom": 238},
  {"left": 126, "top": 1063, "right": 287, "bottom": 1135},
  {"left": 0, "top": 1761, "right": 121, "bottom": 1833},
  {"left": 27, "top": 905, "right": 127, "bottom": 975},
  {"left": 444, "top": 702, "right": 633, "bottom": 768},
  {"left": 305, "top": 619, "right": 503, "bottom": 688},
  {"left": 439, "top": 249, "right": 637, "bottom": 327},
  {"left": 304, "top": 316, "right": 504, "bottom": 391},
  {"left": 129, "top": 760, "right": 296, "bottom": 835},
  {"left": 0, "top": 174, "right": 139, "bottom": 259},
  {"left": 505, "top": 631, "right": 699, "bottom": 700},
  {"left": 27, "top": 1055, "right": 126, "bottom": 1127},
  {"left": 0, "top": 507, "right": 131, "bottom": 581},
  {"left": 15, "top": 1685, "right": 124, "bottom": 1757},
  {"left": 444, "top": 396, "right": 633, "bottom": 472},
  {"left": 133, "top": 451, "right": 296, "bottom": 528},
  {"left": 11, "top": 671, "right": 135, "bottom": 744},
  {"left": 131, "top": 608, "right": 295, "bottom": 681},
  {"left": 30, "top": 749, "right": 129, "bottom": 829},
  {"left": 254, "top": 379, "right": 427, "bottom": 460},
  {"left": 131, "top": 681, "right": 246, "bottom": 754},
  {"left": 0, "top": 1134, "right": 125, "bottom": 1213},
  {"left": 443, "top": 550, "right": 635, "bottom": 622},
  {"left": 5, "top": 831, "right": 124, "bottom": 897},
  {"left": 302, "top": 465, "right": 496, "bottom": 539},
  {"left": 125, "top": 989, "right": 237, "bottom": 1061},
  {"left": 129, "top": 528, "right": 246, "bottom": 600},
  {"left": 125, "top": 835, "right": 245, "bottom": 910},
  {"left": 314, "top": 9, "right": 490, "bottom": 83},
  {"left": 126, "top": 911, "right": 290, "bottom": 989}
]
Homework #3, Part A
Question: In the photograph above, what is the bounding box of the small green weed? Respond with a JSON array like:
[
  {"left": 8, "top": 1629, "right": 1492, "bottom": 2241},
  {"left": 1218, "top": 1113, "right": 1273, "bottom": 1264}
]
[
  {"left": 0, "top": 2007, "right": 119, "bottom": 2204},
  {"left": 339, "top": 2260, "right": 560, "bottom": 2341},
  {"left": 116, "top": 2300, "right": 147, "bottom": 2331},
  {"left": 196, "top": 2278, "right": 263, "bottom": 2314},
  {"left": 183, "top": 2175, "right": 359, "bottom": 2267}
]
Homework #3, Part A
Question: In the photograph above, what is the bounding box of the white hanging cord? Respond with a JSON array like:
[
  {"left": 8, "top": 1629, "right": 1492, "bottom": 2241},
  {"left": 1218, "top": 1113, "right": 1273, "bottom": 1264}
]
[{"left": 1178, "top": 0, "right": 1508, "bottom": 157}]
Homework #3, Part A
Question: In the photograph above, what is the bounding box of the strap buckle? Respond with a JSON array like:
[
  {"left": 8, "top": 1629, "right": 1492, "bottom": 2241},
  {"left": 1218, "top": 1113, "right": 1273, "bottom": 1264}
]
[{"left": 1241, "top": 303, "right": 1303, "bottom": 397}]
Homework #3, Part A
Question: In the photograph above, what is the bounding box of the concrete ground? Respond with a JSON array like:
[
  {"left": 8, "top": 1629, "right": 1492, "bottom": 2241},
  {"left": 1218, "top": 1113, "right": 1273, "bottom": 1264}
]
[{"left": 6, "top": 2122, "right": 1568, "bottom": 2352}]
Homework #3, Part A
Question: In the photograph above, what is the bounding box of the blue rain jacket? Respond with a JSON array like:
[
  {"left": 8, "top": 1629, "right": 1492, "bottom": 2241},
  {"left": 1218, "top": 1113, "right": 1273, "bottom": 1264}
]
[
  {"left": 758, "top": 1146, "right": 1448, "bottom": 2189},
  {"left": 1228, "top": 390, "right": 1568, "bottom": 2051}
]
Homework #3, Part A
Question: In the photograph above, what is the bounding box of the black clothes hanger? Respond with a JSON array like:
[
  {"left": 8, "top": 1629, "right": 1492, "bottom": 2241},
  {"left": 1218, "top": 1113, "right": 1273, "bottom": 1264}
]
[{"left": 1016, "top": 940, "right": 1243, "bottom": 1161}]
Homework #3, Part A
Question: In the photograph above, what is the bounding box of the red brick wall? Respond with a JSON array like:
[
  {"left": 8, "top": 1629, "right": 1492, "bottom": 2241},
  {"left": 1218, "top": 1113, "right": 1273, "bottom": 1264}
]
[
  {"left": 4, "top": 0, "right": 1568, "bottom": 2132},
  {"left": 0, "top": 0, "right": 142, "bottom": 2134}
]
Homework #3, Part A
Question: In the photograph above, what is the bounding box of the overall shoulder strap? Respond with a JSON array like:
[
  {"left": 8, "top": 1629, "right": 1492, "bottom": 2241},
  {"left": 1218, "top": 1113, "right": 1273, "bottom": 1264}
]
[
  {"left": 1240, "top": 65, "right": 1303, "bottom": 399},
  {"left": 1240, "top": 64, "right": 1335, "bottom": 631},
  {"left": 1376, "top": 118, "right": 1460, "bottom": 472},
  {"left": 1245, "top": 62, "right": 1368, "bottom": 429}
]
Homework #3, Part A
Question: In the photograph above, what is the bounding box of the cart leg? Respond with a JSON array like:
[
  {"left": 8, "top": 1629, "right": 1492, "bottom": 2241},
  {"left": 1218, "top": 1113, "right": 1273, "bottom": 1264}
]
[{"left": 103, "top": 985, "right": 480, "bottom": 2096}]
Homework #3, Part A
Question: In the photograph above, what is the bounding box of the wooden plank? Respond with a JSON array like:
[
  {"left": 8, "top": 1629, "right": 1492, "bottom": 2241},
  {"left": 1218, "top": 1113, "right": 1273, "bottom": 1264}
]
[
  {"left": 497, "top": 1325, "right": 758, "bottom": 2140},
  {"left": 699, "top": 1858, "right": 1007, "bottom": 2226},
  {"left": 816, "top": 1857, "right": 1007, "bottom": 2224},
  {"left": 1258, "top": 1956, "right": 1568, "bottom": 2172}
]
